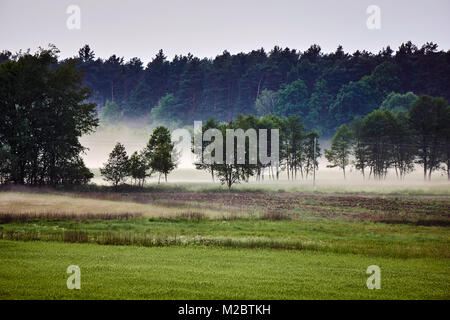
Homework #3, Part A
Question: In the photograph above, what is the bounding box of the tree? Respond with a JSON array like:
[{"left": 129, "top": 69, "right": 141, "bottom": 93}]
[
  {"left": 0, "top": 46, "right": 98, "bottom": 185},
  {"left": 303, "top": 131, "right": 321, "bottom": 179},
  {"left": 359, "top": 110, "right": 395, "bottom": 179},
  {"left": 274, "top": 79, "right": 309, "bottom": 118},
  {"left": 255, "top": 89, "right": 278, "bottom": 116},
  {"left": 100, "top": 100, "right": 121, "bottom": 123},
  {"left": 100, "top": 142, "right": 129, "bottom": 187},
  {"left": 307, "top": 79, "right": 333, "bottom": 133},
  {"left": 129, "top": 151, "right": 150, "bottom": 187},
  {"left": 330, "top": 78, "right": 378, "bottom": 126},
  {"left": 330, "top": 62, "right": 400, "bottom": 128},
  {"left": 145, "top": 49, "right": 169, "bottom": 107},
  {"left": 325, "top": 124, "right": 352, "bottom": 178},
  {"left": 409, "top": 95, "right": 450, "bottom": 180},
  {"left": 379, "top": 92, "right": 418, "bottom": 114},
  {"left": 348, "top": 117, "right": 369, "bottom": 179},
  {"left": 0, "top": 145, "right": 11, "bottom": 184},
  {"left": 125, "top": 80, "right": 153, "bottom": 117},
  {"left": 256, "top": 114, "right": 281, "bottom": 180},
  {"left": 193, "top": 118, "right": 221, "bottom": 182},
  {"left": 78, "top": 44, "right": 95, "bottom": 63},
  {"left": 213, "top": 122, "right": 257, "bottom": 190},
  {"left": 146, "top": 126, "right": 176, "bottom": 183},
  {"left": 151, "top": 93, "right": 180, "bottom": 125},
  {"left": 194, "top": 118, "right": 260, "bottom": 189},
  {"left": 282, "top": 116, "right": 306, "bottom": 180},
  {"left": 59, "top": 156, "right": 94, "bottom": 185},
  {"left": 441, "top": 118, "right": 450, "bottom": 180},
  {"left": 386, "top": 111, "right": 416, "bottom": 179},
  {"left": 4, "top": 43, "right": 450, "bottom": 152},
  {"left": 215, "top": 162, "right": 249, "bottom": 190}
]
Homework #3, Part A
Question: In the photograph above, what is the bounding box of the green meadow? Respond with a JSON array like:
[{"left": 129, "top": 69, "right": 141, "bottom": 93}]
[
  {"left": 0, "top": 189, "right": 449, "bottom": 299},
  {"left": 0, "top": 240, "right": 448, "bottom": 300}
]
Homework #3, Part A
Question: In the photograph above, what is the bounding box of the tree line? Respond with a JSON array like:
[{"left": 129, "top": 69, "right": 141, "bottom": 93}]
[
  {"left": 0, "top": 46, "right": 448, "bottom": 188},
  {"left": 0, "top": 47, "right": 97, "bottom": 185},
  {"left": 100, "top": 114, "right": 320, "bottom": 190},
  {"left": 192, "top": 115, "right": 320, "bottom": 189},
  {"left": 100, "top": 126, "right": 176, "bottom": 187},
  {"left": 2, "top": 42, "right": 448, "bottom": 136},
  {"left": 326, "top": 95, "right": 450, "bottom": 180}
]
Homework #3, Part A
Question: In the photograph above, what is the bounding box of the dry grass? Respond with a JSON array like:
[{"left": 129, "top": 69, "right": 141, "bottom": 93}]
[
  {"left": 0, "top": 212, "right": 140, "bottom": 223},
  {"left": 0, "top": 192, "right": 245, "bottom": 219}
]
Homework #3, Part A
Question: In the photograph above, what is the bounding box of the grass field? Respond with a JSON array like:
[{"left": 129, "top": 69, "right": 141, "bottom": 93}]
[
  {"left": 0, "top": 241, "right": 448, "bottom": 299},
  {"left": 0, "top": 187, "right": 449, "bottom": 299}
]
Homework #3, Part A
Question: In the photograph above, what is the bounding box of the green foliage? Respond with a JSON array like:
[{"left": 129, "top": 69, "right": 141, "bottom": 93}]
[
  {"left": 307, "top": 79, "right": 334, "bottom": 133},
  {"left": 100, "top": 100, "right": 121, "bottom": 123},
  {"left": 209, "top": 121, "right": 257, "bottom": 190},
  {"left": 151, "top": 93, "right": 179, "bottom": 122},
  {"left": 282, "top": 116, "right": 307, "bottom": 179},
  {"left": 302, "top": 131, "right": 321, "bottom": 178},
  {"left": 5, "top": 42, "right": 448, "bottom": 136},
  {"left": 128, "top": 151, "right": 150, "bottom": 187},
  {"left": 59, "top": 157, "right": 94, "bottom": 185},
  {"left": 194, "top": 114, "right": 320, "bottom": 187},
  {"left": 274, "top": 79, "right": 309, "bottom": 117},
  {"left": 254, "top": 89, "right": 278, "bottom": 116},
  {"left": 193, "top": 118, "right": 221, "bottom": 182},
  {"left": 348, "top": 117, "right": 370, "bottom": 178},
  {"left": 368, "top": 62, "right": 401, "bottom": 99},
  {"left": 360, "top": 110, "right": 396, "bottom": 179},
  {"left": 342, "top": 95, "right": 450, "bottom": 180},
  {"left": 100, "top": 142, "right": 129, "bottom": 187},
  {"left": 0, "top": 47, "right": 98, "bottom": 185},
  {"left": 380, "top": 92, "right": 418, "bottom": 114},
  {"left": 409, "top": 95, "right": 450, "bottom": 179},
  {"left": 125, "top": 81, "right": 153, "bottom": 117},
  {"left": 325, "top": 124, "right": 352, "bottom": 178},
  {"left": 146, "top": 126, "right": 177, "bottom": 183},
  {"left": 385, "top": 111, "right": 416, "bottom": 178}
]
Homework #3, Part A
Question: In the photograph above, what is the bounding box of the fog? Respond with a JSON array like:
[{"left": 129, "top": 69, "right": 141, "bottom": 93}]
[
  {"left": 81, "top": 122, "right": 450, "bottom": 191},
  {"left": 80, "top": 121, "right": 195, "bottom": 170}
]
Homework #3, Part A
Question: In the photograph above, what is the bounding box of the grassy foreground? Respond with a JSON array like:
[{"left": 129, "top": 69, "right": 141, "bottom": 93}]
[
  {"left": 1, "top": 217, "right": 449, "bottom": 258},
  {"left": 0, "top": 190, "right": 448, "bottom": 299},
  {"left": 0, "top": 240, "right": 448, "bottom": 300}
]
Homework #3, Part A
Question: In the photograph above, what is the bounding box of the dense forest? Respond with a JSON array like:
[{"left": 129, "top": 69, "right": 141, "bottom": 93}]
[
  {"left": 2, "top": 42, "right": 448, "bottom": 136},
  {"left": 0, "top": 44, "right": 449, "bottom": 187},
  {"left": 326, "top": 95, "right": 450, "bottom": 181}
]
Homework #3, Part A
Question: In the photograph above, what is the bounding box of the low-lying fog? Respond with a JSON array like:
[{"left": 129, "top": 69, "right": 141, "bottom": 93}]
[{"left": 80, "top": 123, "right": 450, "bottom": 191}]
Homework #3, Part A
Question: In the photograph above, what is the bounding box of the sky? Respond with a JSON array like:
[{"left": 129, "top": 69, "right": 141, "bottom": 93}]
[{"left": 1, "top": 0, "right": 449, "bottom": 64}]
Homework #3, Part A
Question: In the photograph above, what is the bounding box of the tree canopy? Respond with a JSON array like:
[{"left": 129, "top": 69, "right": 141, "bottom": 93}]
[
  {"left": 0, "top": 47, "right": 98, "bottom": 185},
  {"left": 2, "top": 42, "right": 447, "bottom": 136}
]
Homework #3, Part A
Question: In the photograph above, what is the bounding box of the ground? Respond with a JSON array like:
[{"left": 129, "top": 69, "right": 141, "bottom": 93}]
[
  {"left": 0, "top": 184, "right": 449, "bottom": 299},
  {"left": 1, "top": 241, "right": 448, "bottom": 299}
]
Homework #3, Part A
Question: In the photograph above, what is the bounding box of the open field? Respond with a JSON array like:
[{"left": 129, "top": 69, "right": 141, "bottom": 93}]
[
  {"left": 0, "top": 188, "right": 449, "bottom": 299},
  {"left": 87, "top": 168, "right": 450, "bottom": 196},
  {"left": 0, "top": 241, "right": 448, "bottom": 300}
]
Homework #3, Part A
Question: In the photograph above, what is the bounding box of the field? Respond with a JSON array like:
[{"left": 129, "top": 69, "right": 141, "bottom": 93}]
[
  {"left": 1, "top": 241, "right": 448, "bottom": 300},
  {"left": 0, "top": 181, "right": 449, "bottom": 299}
]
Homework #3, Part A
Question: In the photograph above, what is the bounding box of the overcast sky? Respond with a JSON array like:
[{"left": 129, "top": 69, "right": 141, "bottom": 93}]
[{"left": 1, "top": 0, "right": 449, "bottom": 63}]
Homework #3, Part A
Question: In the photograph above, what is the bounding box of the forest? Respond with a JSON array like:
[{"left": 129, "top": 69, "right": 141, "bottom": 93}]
[
  {"left": 1, "top": 42, "right": 448, "bottom": 136},
  {"left": 0, "top": 45, "right": 449, "bottom": 187}
]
